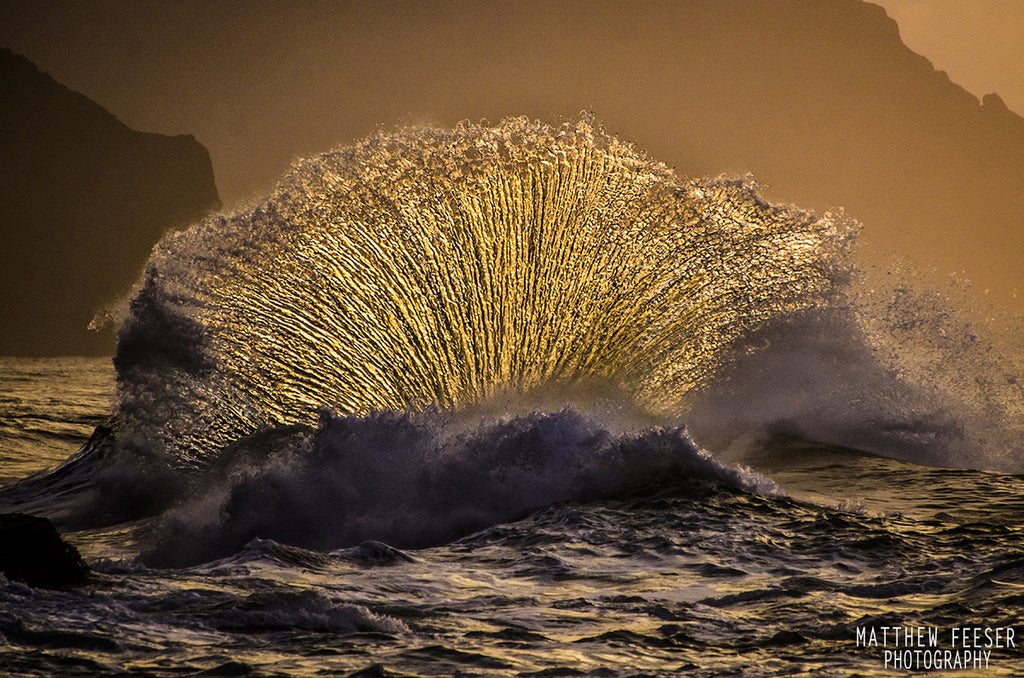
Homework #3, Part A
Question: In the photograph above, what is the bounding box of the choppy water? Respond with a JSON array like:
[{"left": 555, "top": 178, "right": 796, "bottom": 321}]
[
  {"left": 3, "top": 363, "right": 1023, "bottom": 676},
  {"left": 0, "top": 357, "right": 114, "bottom": 485},
  {"left": 2, "top": 118, "right": 1023, "bottom": 675}
]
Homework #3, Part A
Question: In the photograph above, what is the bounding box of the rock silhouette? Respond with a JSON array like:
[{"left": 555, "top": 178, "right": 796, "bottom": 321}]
[
  {"left": 1, "top": 48, "right": 220, "bottom": 356},
  {"left": 0, "top": 513, "right": 90, "bottom": 588}
]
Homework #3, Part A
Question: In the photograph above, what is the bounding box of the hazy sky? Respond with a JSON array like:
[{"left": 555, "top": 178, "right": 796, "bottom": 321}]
[{"left": 2, "top": 0, "right": 1021, "bottom": 207}]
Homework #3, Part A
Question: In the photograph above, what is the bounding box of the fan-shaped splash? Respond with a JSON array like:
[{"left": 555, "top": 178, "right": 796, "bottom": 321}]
[
  {"left": 6, "top": 115, "right": 1024, "bottom": 678},
  {"left": 114, "top": 116, "right": 854, "bottom": 466}
]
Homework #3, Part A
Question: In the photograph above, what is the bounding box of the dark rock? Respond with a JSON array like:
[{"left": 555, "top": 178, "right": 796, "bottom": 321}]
[
  {"left": 0, "top": 513, "right": 90, "bottom": 588},
  {"left": 765, "top": 629, "right": 809, "bottom": 646},
  {"left": 0, "top": 48, "right": 220, "bottom": 356}
]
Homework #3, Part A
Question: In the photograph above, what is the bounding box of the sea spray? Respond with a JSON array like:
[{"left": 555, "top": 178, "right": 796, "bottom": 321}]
[
  {"left": 5, "top": 116, "right": 1021, "bottom": 550},
  {"left": 113, "top": 116, "right": 855, "bottom": 468},
  {"left": 142, "top": 407, "right": 776, "bottom": 567},
  {"left": 3, "top": 116, "right": 1024, "bottom": 677},
  {"left": 686, "top": 271, "right": 1024, "bottom": 472}
]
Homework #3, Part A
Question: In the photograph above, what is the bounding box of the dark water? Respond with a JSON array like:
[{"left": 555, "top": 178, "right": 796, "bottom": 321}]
[
  {"left": 2, "top": 365, "right": 1022, "bottom": 676},
  {"left": 2, "top": 118, "right": 1023, "bottom": 675}
]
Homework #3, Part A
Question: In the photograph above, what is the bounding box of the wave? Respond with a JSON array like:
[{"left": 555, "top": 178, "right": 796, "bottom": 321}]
[
  {"left": 111, "top": 115, "right": 854, "bottom": 468},
  {"left": 141, "top": 407, "right": 773, "bottom": 567},
  {"left": 686, "top": 285, "right": 1024, "bottom": 472},
  {"left": 3, "top": 115, "right": 1022, "bottom": 564}
]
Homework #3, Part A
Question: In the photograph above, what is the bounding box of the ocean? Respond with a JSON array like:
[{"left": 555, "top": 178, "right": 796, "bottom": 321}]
[{"left": 1, "top": 117, "right": 1023, "bottom": 676}]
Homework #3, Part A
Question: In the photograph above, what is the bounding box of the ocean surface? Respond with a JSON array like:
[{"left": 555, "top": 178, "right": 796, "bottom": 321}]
[
  {"left": 3, "top": 358, "right": 1023, "bottom": 677},
  {"left": 2, "top": 118, "right": 1023, "bottom": 676}
]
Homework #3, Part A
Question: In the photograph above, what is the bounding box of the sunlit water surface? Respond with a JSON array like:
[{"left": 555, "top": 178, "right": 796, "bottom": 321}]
[{"left": 2, "top": 359, "right": 1023, "bottom": 677}]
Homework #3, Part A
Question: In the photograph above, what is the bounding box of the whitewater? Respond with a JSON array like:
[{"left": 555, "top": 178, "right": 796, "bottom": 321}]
[{"left": 1, "top": 117, "right": 1023, "bottom": 676}]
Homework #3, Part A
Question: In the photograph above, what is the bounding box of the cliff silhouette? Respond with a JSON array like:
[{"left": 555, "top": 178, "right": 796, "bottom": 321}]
[
  {"left": 637, "top": 0, "right": 1024, "bottom": 305},
  {"left": 1, "top": 48, "right": 220, "bottom": 356},
  {"left": 454, "top": 0, "right": 1021, "bottom": 308}
]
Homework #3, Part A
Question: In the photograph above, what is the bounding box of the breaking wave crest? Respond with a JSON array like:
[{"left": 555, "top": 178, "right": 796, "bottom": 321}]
[
  {"left": 112, "top": 115, "right": 854, "bottom": 468},
  {"left": 142, "top": 407, "right": 773, "bottom": 567},
  {"left": 3, "top": 116, "right": 1021, "bottom": 565}
]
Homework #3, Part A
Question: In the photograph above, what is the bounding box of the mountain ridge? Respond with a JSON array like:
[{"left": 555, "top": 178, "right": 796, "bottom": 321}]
[{"left": 1, "top": 48, "right": 221, "bottom": 356}]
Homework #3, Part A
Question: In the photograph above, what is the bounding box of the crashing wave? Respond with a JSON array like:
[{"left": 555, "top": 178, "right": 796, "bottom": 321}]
[{"left": 113, "top": 115, "right": 854, "bottom": 467}]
